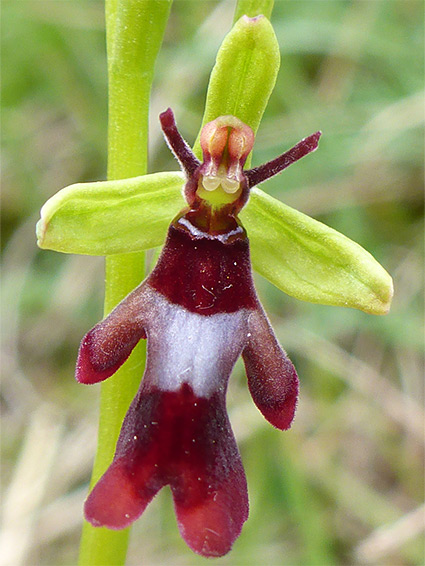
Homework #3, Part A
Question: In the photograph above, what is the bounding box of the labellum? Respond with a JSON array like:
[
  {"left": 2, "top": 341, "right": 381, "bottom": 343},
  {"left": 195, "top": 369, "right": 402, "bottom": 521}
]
[{"left": 76, "top": 109, "right": 321, "bottom": 556}]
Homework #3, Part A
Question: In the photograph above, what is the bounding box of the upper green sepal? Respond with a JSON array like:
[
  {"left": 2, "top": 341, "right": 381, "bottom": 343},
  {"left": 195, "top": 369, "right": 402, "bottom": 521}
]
[
  {"left": 241, "top": 188, "right": 393, "bottom": 315},
  {"left": 36, "top": 172, "right": 185, "bottom": 255},
  {"left": 192, "top": 14, "right": 280, "bottom": 166}
]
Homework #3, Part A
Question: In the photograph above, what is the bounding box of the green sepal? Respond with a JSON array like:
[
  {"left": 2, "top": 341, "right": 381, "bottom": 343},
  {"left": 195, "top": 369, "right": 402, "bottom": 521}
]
[
  {"left": 36, "top": 172, "right": 185, "bottom": 255},
  {"left": 241, "top": 188, "right": 393, "bottom": 315},
  {"left": 192, "top": 14, "right": 280, "bottom": 166}
]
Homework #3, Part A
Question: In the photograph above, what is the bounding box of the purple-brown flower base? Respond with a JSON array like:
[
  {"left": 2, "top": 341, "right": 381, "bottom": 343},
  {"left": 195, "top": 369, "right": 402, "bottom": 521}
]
[{"left": 85, "top": 383, "right": 248, "bottom": 557}]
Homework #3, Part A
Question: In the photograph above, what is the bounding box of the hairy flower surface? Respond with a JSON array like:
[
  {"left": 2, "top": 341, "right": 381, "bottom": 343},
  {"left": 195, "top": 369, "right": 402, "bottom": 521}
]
[{"left": 76, "top": 109, "right": 320, "bottom": 556}]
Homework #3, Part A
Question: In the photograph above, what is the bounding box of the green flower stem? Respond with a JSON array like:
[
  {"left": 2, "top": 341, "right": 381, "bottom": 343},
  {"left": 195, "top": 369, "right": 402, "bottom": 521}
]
[{"left": 78, "top": 2, "right": 171, "bottom": 565}]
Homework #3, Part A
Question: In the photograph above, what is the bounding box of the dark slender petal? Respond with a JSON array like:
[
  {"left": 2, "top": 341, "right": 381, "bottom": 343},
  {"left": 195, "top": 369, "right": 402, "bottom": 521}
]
[
  {"left": 160, "top": 108, "right": 200, "bottom": 178},
  {"left": 245, "top": 131, "right": 321, "bottom": 188},
  {"left": 242, "top": 306, "right": 298, "bottom": 430},
  {"left": 85, "top": 383, "right": 248, "bottom": 557}
]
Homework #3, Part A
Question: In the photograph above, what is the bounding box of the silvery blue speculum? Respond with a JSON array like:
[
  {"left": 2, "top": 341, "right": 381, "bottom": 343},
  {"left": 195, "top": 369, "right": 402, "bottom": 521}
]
[{"left": 76, "top": 109, "right": 321, "bottom": 557}]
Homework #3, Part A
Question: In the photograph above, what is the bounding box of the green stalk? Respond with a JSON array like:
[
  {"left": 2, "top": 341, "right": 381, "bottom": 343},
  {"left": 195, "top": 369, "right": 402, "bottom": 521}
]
[{"left": 78, "top": 2, "right": 172, "bottom": 565}]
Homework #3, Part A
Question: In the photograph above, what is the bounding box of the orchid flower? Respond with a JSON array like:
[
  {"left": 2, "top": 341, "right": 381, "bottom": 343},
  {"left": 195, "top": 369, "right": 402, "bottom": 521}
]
[
  {"left": 36, "top": 13, "right": 393, "bottom": 560},
  {"left": 74, "top": 109, "right": 319, "bottom": 556}
]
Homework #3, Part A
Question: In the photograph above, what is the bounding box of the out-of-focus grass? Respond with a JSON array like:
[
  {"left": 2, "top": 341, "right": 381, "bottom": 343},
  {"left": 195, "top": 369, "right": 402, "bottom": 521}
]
[{"left": 1, "top": 1, "right": 424, "bottom": 565}]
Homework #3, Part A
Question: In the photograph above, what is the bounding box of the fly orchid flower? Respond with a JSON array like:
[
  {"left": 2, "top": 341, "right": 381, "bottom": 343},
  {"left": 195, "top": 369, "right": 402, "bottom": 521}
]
[
  {"left": 75, "top": 109, "right": 320, "bottom": 556},
  {"left": 36, "top": 14, "right": 393, "bottom": 560}
]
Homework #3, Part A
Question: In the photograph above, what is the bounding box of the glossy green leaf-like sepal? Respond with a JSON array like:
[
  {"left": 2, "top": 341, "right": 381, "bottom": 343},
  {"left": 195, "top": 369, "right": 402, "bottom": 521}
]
[
  {"left": 241, "top": 188, "right": 393, "bottom": 315},
  {"left": 37, "top": 172, "right": 185, "bottom": 255},
  {"left": 193, "top": 14, "right": 280, "bottom": 165}
]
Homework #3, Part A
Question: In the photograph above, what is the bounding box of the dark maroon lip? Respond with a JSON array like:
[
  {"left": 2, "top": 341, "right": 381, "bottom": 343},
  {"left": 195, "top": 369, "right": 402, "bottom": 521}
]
[
  {"left": 147, "top": 221, "right": 258, "bottom": 315},
  {"left": 84, "top": 383, "right": 249, "bottom": 557}
]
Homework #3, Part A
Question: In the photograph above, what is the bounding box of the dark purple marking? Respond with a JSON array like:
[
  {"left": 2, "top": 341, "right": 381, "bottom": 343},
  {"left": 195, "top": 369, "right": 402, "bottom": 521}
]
[
  {"left": 85, "top": 383, "right": 248, "bottom": 558},
  {"left": 148, "top": 219, "right": 258, "bottom": 315}
]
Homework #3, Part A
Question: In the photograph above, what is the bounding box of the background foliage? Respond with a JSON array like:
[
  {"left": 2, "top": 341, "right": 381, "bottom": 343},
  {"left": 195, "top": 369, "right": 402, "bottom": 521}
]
[{"left": 1, "top": 1, "right": 424, "bottom": 565}]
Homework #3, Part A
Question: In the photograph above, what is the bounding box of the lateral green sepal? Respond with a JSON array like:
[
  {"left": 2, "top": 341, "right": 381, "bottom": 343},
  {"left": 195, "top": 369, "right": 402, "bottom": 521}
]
[
  {"left": 241, "top": 188, "right": 393, "bottom": 315},
  {"left": 36, "top": 172, "right": 185, "bottom": 255}
]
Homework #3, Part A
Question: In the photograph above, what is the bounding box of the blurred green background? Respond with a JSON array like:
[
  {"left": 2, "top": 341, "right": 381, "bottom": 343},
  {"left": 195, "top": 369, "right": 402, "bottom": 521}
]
[{"left": 1, "top": 1, "right": 424, "bottom": 565}]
